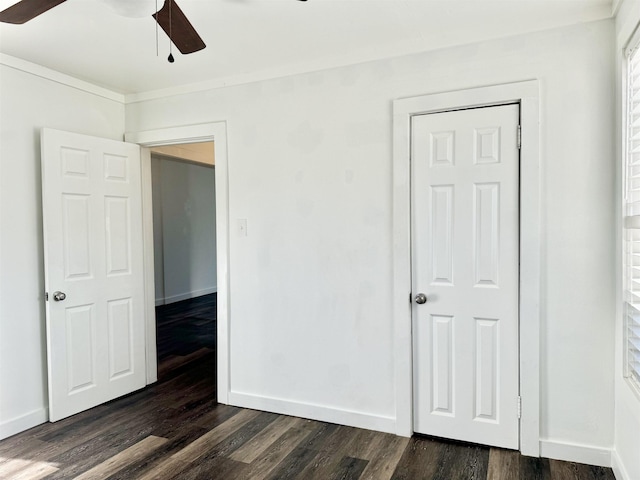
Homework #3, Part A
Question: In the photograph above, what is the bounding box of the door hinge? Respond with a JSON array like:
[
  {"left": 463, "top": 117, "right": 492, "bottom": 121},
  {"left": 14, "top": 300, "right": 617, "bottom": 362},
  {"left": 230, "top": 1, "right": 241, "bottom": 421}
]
[
  {"left": 517, "top": 396, "right": 522, "bottom": 419},
  {"left": 517, "top": 125, "right": 522, "bottom": 149},
  {"left": 45, "top": 292, "right": 49, "bottom": 302}
]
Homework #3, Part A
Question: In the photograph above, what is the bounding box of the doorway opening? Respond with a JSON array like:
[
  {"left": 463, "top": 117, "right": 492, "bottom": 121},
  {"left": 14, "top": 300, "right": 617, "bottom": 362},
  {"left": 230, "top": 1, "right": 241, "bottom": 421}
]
[
  {"left": 149, "top": 142, "right": 217, "bottom": 389},
  {"left": 125, "top": 121, "right": 230, "bottom": 405}
]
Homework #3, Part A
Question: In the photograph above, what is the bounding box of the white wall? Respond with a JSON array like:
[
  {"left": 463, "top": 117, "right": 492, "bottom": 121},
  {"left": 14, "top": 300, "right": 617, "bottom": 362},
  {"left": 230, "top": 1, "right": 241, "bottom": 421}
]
[
  {"left": 0, "top": 64, "right": 125, "bottom": 439},
  {"left": 614, "top": 1, "right": 640, "bottom": 479},
  {"left": 151, "top": 154, "right": 217, "bottom": 305},
  {"left": 126, "top": 20, "right": 617, "bottom": 457}
]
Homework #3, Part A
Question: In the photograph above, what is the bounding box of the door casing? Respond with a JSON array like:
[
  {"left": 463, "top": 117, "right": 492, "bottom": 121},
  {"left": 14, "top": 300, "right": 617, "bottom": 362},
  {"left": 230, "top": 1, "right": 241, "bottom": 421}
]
[
  {"left": 392, "top": 81, "right": 540, "bottom": 456},
  {"left": 124, "top": 122, "right": 231, "bottom": 405}
]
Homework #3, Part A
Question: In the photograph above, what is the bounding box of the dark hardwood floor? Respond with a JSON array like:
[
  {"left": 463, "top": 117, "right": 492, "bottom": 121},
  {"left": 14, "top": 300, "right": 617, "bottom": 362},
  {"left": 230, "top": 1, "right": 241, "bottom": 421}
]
[
  {"left": 0, "top": 294, "right": 616, "bottom": 479},
  {"left": 155, "top": 294, "right": 217, "bottom": 361}
]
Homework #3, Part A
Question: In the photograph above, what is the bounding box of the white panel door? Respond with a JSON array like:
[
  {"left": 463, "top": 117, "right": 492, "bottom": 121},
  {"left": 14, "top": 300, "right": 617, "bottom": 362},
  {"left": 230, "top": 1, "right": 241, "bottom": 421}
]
[
  {"left": 411, "top": 104, "right": 519, "bottom": 449},
  {"left": 42, "top": 128, "right": 146, "bottom": 422}
]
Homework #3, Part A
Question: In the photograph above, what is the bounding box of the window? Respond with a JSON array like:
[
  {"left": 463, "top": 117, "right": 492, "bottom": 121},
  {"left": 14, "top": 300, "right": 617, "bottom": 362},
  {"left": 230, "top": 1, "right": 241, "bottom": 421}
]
[{"left": 624, "top": 30, "right": 640, "bottom": 393}]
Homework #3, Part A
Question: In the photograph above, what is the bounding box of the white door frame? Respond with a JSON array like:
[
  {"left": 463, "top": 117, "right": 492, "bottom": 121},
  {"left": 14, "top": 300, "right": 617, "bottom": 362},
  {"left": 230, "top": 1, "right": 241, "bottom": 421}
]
[
  {"left": 392, "top": 81, "right": 540, "bottom": 456},
  {"left": 124, "top": 122, "right": 230, "bottom": 404}
]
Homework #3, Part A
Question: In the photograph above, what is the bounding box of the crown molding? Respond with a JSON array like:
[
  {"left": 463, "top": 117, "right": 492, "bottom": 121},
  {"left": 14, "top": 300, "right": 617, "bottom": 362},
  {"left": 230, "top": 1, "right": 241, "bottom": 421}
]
[{"left": 0, "top": 53, "right": 125, "bottom": 103}]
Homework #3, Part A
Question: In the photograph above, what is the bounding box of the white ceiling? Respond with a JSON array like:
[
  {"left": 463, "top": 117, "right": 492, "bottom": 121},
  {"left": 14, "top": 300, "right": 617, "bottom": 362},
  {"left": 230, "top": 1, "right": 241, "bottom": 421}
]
[{"left": 0, "top": 0, "right": 614, "bottom": 95}]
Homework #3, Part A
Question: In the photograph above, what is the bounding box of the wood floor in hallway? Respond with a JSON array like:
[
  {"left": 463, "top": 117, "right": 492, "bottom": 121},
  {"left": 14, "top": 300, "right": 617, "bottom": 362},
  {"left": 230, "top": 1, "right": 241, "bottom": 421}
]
[{"left": 0, "top": 294, "right": 616, "bottom": 479}]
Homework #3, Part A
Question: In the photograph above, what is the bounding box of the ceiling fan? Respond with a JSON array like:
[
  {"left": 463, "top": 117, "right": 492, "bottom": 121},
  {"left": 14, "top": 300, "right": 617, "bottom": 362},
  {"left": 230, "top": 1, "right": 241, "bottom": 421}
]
[
  {"left": 0, "top": 0, "right": 307, "bottom": 61},
  {"left": 0, "top": 0, "right": 207, "bottom": 55}
]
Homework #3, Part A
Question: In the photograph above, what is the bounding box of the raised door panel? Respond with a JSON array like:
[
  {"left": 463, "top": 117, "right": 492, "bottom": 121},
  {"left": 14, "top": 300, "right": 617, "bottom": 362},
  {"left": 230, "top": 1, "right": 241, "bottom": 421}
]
[
  {"left": 430, "top": 186, "right": 454, "bottom": 285},
  {"left": 474, "top": 183, "right": 500, "bottom": 287},
  {"left": 62, "top": 194, "right": 92, "bottom": 280},
  {"left": 105, "top": 196, "right": 131, "bottom": 276},
  {"left": 65, "top": 304, "right": 97, "bottom": 394},
  {"left": 107, "top": 298, "right": 134, "bottom": 380},
  {"left": 431, "top": 315, "right": 455, "bottom": 416},
  {"left": 474, "top": 318, "right": 499, "bottom": 422}
]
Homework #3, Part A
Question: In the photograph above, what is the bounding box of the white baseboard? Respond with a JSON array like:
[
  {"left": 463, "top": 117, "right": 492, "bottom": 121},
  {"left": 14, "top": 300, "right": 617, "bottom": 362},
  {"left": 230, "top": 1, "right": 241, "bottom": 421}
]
[
  {"left": 539, "top": 439, "right": 612, "bottom": 468},
  {"left": 228, "top": 391, "right": 396, "bottom": 434},
  {"left": 0, "top": 408, "right": 48, "bottom": 441},
  {"left": 156, "top": 286, "right": 217, "bottom": 306},
  {"left": 611, "top": 450, "right": 632, "bottom": 480}
]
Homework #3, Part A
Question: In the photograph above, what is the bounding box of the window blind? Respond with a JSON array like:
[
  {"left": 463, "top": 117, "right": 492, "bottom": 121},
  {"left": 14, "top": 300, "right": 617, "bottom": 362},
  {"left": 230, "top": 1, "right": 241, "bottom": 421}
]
[{"left": 624, "top": 36, "right": 640, "bottom": 390}]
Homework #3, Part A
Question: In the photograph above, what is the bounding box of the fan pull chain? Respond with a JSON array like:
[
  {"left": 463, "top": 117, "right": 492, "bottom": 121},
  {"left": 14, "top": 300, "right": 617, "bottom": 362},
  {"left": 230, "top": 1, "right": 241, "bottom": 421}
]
[
  {"left": 168, "top": 0, "right": 174, "bottom": 63},
  {"left": 155, "top": 0, "right": 158, "bottom": 57}
]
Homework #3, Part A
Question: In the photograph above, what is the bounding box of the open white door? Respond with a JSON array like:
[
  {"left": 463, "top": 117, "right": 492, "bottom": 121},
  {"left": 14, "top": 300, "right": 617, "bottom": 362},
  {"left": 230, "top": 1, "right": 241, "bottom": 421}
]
[
  {"left": 42, "top": 128, "right": 146, "bottom": 422},
  {"left": 411, "top": 104, "right": 520, "bottom": 449}
]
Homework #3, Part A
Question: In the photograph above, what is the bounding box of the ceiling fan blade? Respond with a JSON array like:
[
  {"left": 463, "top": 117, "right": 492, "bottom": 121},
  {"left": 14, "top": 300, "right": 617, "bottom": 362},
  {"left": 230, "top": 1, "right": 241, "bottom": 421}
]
[
  {"left": 0, "top": 0, "right": 66, "bottom": 24},
  {"left": 153, "top": 0, "right": 206, "bottom": 55}
]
